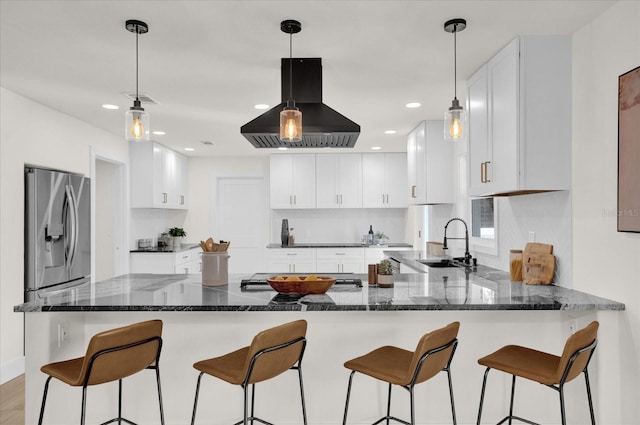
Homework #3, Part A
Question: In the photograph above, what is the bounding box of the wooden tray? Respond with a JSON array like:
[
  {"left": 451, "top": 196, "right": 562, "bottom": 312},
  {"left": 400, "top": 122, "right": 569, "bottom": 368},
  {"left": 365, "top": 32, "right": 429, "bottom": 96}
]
[{"left": 267, "top": 276, "right": 336, "bottom": 295}]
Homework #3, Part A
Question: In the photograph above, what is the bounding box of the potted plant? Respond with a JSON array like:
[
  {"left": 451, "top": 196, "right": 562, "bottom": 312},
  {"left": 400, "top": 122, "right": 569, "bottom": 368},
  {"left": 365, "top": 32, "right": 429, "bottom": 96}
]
[
  {"left": 374, "top": 231, "right": 389, "bottom": 246},
  {"left": 377, "top": 259, "right": 394, "bottom": 288},
  {"left": 168, "top": 227, "right": 187, "bottom": 248}
]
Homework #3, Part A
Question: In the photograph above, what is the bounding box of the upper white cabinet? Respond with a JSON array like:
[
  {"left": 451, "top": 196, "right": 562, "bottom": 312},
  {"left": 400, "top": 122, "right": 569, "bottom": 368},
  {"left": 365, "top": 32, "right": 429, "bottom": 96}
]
[
  {"left": 316, "top": 154, "right": 362, "bottom": 208},
  {"left": 270, "top": 154, "right": 316, "bottom": 209},
  {"left": 466, "top": 36, "right": 571, "bottom": 196},
  {"left": 362, "top": 153, "right": 408, "bottom": 208},
  {"left": 130, "top": 141, "right": 188, "bottom": 209},
  {"left": 407, "top": 121, "right": 453, "bottom": 204}
]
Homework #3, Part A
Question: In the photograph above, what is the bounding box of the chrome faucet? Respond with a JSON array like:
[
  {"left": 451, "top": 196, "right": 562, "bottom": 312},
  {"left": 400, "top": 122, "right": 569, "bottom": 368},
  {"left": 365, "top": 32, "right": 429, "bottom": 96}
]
[{"left": 443, "top": 217, "right": 473, "bottom": 264}]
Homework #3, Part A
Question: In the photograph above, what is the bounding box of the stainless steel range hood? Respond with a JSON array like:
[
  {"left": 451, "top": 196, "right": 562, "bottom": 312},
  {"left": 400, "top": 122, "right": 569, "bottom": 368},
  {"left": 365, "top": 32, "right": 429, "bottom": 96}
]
[{"left": 241, "top": 58, "right": 360, "bottom": 148}]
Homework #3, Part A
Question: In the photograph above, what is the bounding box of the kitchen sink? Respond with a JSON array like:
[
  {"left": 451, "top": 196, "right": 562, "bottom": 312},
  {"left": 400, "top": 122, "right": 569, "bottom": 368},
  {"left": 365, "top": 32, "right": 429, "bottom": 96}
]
[{"left": 418, "top": 260, "right": 458, "bottom": 268}]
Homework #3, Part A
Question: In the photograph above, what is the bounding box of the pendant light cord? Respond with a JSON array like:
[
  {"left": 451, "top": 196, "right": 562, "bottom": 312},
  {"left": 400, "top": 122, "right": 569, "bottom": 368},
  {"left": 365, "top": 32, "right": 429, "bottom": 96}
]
[
  {"left": 135, "top": 26, "right": 140, "bottom": 101},
  {"left": 289, "top": 31, "right": 293, "bottom": 104},
  {"left": 453, "top": 24, "right": 457, "bottom": 100}
]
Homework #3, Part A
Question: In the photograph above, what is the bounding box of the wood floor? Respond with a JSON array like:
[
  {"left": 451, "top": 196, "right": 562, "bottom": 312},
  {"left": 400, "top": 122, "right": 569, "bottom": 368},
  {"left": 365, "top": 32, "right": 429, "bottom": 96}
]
[{"left": 0, "top": 375, "right": 24, "bottom": 425}]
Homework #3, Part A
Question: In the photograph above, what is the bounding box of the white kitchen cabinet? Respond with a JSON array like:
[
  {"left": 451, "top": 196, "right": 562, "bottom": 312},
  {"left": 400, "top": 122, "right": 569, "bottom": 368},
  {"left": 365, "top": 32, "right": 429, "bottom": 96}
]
[
  {"left": 316, "top": 154, "right": 362, "bottom": 208},
  {"left": 407, "top": 121, "right": 453, "bottom": 205},
  {"left": 269, "top": 154, "right": 316, "bottom": 209},
  {"left": 267, "top": 248, "right": 316, "bottom": 273},
  {"left": 316, "top": 248, "right": 364, "bottom": 273},
  {"left": 130, "top": 247, "right": 202, "bottom": 274},
  {"left": 130, "top": 141, "right": 189, "bottom": 209},
  {"left": 362, "top": 153, "right": 408, "bottom": 208},
  {"left": 466, "top": 36, "right": 571, "bottom": 196}
]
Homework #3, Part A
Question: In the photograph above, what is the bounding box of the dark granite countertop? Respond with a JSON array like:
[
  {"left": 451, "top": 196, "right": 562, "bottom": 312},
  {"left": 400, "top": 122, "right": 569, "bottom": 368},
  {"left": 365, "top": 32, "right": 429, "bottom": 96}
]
[
  {"left": 130, "top": 244, "right": 201, "bottom": 253},
  {"left": 15, "top": 267, "right": 624, "bottom": 312},
  {"left": 266, "top": 243, "right": 413, "bottom": 248}
]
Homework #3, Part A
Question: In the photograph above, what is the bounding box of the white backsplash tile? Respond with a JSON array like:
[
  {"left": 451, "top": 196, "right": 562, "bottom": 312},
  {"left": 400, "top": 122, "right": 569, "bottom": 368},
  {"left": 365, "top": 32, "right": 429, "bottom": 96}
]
[{"left": 130, "top": 209, "right": 187, "bottom": 248}]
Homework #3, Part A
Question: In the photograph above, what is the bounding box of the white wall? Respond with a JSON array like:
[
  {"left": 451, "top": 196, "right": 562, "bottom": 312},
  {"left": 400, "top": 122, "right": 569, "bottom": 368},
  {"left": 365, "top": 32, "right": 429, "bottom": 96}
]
[
  {"left": 572, "top": 2, "right": 640, "bottom": 423},
  {"left": 0, "top": 87, "right": 128, "bottom": 383}
]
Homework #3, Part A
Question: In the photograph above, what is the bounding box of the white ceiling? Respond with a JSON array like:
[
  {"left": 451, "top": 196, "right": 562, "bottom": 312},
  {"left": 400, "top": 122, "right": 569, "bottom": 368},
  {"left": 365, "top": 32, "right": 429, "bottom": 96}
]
[{"left": 0, "top": 0, "right": 615, "bottom": 157}]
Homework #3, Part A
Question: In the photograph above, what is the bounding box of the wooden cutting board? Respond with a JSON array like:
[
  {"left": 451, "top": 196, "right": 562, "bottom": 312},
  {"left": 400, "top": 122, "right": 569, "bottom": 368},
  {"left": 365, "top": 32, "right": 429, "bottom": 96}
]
[
  {"left": 524, "top": 242, "right": 553, "bottom": 255},
  {"left": 523, "top": 252, "right": 555, "bottom": 285}
]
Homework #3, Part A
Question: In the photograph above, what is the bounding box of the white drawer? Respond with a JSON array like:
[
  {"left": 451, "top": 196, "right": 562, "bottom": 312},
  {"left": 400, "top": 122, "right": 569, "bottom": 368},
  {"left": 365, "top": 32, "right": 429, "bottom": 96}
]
[
  {"left": 175, "top": 248, "right": 201, "bottom": 266},
  {"left": 316, "top": 248, "right": 364, "bottom": 260},
  {"left": 268, "top": 248, "right": 315, "bottom": 260}
]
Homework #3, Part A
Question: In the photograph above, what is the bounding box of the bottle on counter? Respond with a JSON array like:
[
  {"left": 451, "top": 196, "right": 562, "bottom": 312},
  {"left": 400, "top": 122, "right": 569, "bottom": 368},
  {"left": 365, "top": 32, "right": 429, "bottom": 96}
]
[
  {"left": 510, "top": 249, "right": 523, "bottom": 281},
  {"left": 281, "top": 219, "right": 289, "bottom": 247},
  {"left": 368, "top": 225, "right": 374, "bottom": 245},
  {"left": 288, "top": 227, "right": 295, "bottom": 246}
]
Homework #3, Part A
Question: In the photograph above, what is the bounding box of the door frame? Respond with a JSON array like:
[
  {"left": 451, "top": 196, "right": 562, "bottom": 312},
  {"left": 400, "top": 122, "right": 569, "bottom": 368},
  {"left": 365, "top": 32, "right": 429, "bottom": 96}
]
[{"left": 90, "top": 147, "right": 128, "bottom": 281}]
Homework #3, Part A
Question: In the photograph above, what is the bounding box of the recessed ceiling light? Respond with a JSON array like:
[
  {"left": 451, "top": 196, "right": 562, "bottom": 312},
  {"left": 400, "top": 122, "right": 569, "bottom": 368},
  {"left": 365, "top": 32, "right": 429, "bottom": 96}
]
[
  {"left": 152, "top": 131, "right": 166, "bottom": 136},
  {"left": 278, "top": 147, "right": 289, "bottom": 151},
  {"left": 184, "top": 147, "right": 195, "bottom": 152},
  {"left": 405, "top": 102, "right": 421, "bottom": 109},
  {"left": 384, "top": 130, "right": 397, "bottom": 135},
  {"left": 254, "top": 104, "right": 270, "bottom": 110},
  {"left": 371, "top": 146, "right": 382, "bottom": 150},
  {"left": 102, "top": 104, "right": 119, "bottom": 110}
]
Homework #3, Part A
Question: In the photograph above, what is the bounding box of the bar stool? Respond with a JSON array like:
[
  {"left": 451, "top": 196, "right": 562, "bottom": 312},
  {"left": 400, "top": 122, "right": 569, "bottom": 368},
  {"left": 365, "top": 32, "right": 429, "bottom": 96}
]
[
  {"left": 190, "top": 319, "right": 308, "bottom": 425},
  {"left": 476, "top": 321, "right": 599, "bottom": 425},
  {"left": 342, "top": 321, "right": 460, "bottom": 425},
  {"left": 38, "top": 319, "right": 165, "bottom": 425}
]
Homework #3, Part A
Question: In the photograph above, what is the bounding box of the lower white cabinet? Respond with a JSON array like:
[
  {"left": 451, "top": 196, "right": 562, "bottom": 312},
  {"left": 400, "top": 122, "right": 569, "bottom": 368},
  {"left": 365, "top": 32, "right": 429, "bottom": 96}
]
[
  {"left": 130, "top": 248, "right": 202, "bottom": 274},
  {"left": 316, "top": 248, "right": 364, "bottom": 273},
  {"left": 267, "top": 248, "right": 316, "bottom": 274}
]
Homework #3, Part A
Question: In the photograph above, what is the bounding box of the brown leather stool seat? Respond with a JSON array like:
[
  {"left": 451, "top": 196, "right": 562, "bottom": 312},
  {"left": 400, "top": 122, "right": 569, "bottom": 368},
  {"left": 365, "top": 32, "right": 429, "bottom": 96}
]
[
  {"left": 190, "top": 319, "right": 308, "bottom": 425},
  {"left": 38, "top": 319, "right": 165, "bottom": 425},
  {"left": 476, "top": 321, "right": 599, "bottom": 425},
  {"left": 342, "top": 322, "right": 460, "bottom": 425}
]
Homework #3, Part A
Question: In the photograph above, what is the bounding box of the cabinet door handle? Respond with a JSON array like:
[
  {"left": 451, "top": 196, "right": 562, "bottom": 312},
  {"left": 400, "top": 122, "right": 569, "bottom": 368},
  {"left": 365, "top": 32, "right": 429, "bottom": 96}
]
[
  {"left": 292, "top": 264, "right": 296, "bottom": 273},
  {"left": 180, "top": 195, "right": 184, "bottom": 205},
  {"left": 336, "top": 194, "right": 339, "bottom": 204},
  {"left": 294, "top": 195, "right": 297, "bottom": 205},
  {"left": 286, "top": 253, "right": 297, "bottom": 256},
  {"left": 386, "top": 194, "right": 389, "bottom": 204},
  {"left": 485, "top": 161, "right": 491, "bottom": 182},
  {"left": 480, "top": 162, "right": 485, "bottom": 183},
  {"left": 163, "top": 192, "right": 168, "bottom": 203},
  {"left": 340, "top": 194, "right": 343, "bottom": 204},
  {"left": 411, "top": 185, "right": 417, "bottom": 198},
  {"left": 382, "top": 194, "right": 385, "bottom": 204},
  {"left": 336, "top": 253, "right": 346, "bottom": 256},
  {"left": 289, "top": 195, "right": 293, "bottom": 205}
]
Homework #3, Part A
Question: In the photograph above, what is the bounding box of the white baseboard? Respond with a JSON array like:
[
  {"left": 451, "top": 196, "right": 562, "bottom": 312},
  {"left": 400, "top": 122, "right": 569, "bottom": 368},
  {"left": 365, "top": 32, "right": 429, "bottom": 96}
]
[{"left": 0, "top": 356, "right": 25, "bottom": 385}]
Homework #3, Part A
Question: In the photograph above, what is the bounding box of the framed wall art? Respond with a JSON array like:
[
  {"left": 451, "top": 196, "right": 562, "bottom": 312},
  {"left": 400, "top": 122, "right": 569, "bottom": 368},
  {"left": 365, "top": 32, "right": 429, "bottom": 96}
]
[{"left": 618, "top": 65, "right": 640, "bottom": 232}]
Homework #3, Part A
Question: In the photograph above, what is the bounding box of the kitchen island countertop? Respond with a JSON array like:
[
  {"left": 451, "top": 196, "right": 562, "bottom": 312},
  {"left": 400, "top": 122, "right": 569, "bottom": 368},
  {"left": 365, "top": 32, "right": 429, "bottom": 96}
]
[
  {"left": 266, "top": 242, "right": 413, "bottom": 248},
  {"left": 15, "top": 268, "right": 624, "bottom": 312}
]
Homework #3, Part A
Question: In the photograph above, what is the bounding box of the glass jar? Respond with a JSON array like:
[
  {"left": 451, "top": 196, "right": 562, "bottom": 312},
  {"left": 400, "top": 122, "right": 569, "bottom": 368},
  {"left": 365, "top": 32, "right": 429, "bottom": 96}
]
[{"left": 510, "top": 249, "right": 523, "bottom": 281}]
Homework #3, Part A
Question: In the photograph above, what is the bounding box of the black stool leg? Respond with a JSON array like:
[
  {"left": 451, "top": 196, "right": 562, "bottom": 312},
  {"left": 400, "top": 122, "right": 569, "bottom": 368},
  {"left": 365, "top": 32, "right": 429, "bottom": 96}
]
[
  {"left": 386, "top": 383, "right": 392, "bottom": 425},
  {"left": 81, "top": 386, "right": 88, "bottom": 425},
  {"left": 297, "top": 365, "right": 308, "bottom": 425},
  {"left": 559, "top": 385, "right": 567, "bottom": 425},
  {"left": 250, "top": 383, "right": 255, "bottom": 425},
  {"left": 409, "top": 386, "right": 415, "bottom": 425},
  {"left": 38, "top": 376, "right": 53, "bottom": 425},
  {"left": 155, "top": 365, "right": 166, "bottom": 425},
  {"left": 190, "top": 372, "right": 204, "bottom": 425},
  {"left": 477, "top": 367, "right": 491, "bottom": 425},
  {"left": 342, "top": 371, "right": 356, "bottom": 425},
  {"left": 118, "top": 379, "right": 123, "bottom": 424},
  {"left": 243, "top": 384, "right": 249, "bottom": 425},
  {"left": 508, "top": 375, "right": 517, "bottom": 425},
  {"left": 584, "top": 370, "right": 596, "bottom": 425},
  {"left": 447, "top": 368, "right": 457, "bottom": 425}
]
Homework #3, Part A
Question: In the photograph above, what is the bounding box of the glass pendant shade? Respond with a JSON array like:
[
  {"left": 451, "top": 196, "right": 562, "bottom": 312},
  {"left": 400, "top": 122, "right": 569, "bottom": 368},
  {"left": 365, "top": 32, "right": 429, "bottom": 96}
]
[
  {"left": 280, "top": 107, "right": 302, "bottom": 143},
  {"left": 444, "top": 98, "right": 465, "bottom": 141},
  {"left": 125, "top": 101, "right": 150, "bottom": 142}
]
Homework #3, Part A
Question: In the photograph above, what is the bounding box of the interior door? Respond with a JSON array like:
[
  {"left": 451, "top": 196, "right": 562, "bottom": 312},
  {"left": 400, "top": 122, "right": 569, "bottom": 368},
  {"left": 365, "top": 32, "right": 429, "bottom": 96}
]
[{"left": 216, "top": 177, "right": 268, "bottom": 273}]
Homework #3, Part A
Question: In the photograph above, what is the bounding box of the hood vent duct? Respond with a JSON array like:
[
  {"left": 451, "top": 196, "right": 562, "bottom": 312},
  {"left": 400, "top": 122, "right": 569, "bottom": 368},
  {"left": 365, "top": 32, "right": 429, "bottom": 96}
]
[{"left": 241, "top": 58, "right": 360, "bottom": 148}]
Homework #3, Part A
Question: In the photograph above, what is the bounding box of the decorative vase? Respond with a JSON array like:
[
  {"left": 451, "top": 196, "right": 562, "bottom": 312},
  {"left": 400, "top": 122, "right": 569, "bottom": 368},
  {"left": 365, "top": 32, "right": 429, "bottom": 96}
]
[
  {"left": 281, "top": 219, "right": 289, "bottom": 247},
  {"left": 377, "top": 274, "right": 394, "bottom": 288}
]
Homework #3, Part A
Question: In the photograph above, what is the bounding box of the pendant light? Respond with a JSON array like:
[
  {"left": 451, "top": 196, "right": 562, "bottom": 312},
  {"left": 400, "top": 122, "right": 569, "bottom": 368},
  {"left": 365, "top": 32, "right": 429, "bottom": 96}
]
[
  {"left": 280, "top": 20, "right": 302, "bottom": 143},
  {"left": 444, "top": 18, "right": 466, "bottom": 142},
  {"left": 125, "top": 19, "right": 150, "bottom": 142}
]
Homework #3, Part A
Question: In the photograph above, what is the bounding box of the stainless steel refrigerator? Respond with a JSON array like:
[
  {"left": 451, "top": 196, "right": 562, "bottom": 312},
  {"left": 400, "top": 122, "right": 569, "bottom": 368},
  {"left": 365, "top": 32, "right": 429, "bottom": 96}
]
[{"left": 25, "top": 167, "right": 91, "bottom": 301}]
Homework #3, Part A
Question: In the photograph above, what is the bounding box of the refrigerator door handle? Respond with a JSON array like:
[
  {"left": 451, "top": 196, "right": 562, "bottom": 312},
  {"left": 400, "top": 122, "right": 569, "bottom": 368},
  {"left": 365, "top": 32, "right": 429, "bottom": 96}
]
[{"left": 65, "top": 185, "right": 79, "bottom": 269}]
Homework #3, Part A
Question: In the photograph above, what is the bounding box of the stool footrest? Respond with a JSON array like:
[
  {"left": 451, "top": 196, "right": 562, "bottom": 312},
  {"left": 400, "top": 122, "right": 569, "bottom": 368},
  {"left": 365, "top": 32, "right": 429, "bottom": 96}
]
[
  {"left": 371, "top": 415, "right": 412, "bottom": 425},
  {"left": 496, "top": 415, "right": 540, "bottom": 425},
  {"left": 232, "top": 416, "right": 274, "bottom": 425},
  {"left": 100, "top": 417, "right": 138, "bottom": 425}
]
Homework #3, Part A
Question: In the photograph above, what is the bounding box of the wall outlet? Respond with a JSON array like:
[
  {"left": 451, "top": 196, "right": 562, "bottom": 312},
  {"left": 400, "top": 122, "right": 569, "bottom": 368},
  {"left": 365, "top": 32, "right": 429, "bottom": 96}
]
[
  {"left": 528, "top": 231, "right": 536, "bottom": 242},
  {"left": 57, "top": 322, "right": 69, "bottom": 347}
]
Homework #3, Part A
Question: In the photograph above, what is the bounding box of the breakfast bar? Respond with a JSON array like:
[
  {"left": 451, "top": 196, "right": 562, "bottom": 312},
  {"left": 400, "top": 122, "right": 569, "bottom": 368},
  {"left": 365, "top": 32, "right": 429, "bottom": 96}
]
[{"left": 15, "top": 266, "right": 624, "bottom": 425}]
